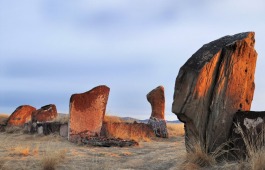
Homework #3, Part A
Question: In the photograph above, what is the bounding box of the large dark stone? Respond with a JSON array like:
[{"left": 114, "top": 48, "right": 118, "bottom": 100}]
[{"left": 172, "top": 32, "right": 257, "bottom": 152}]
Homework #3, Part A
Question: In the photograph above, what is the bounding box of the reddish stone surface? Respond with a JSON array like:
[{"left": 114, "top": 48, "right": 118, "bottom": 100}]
[
  {"left": 69, "top": 85, "right": 110, "bottom": 141},
  {"left": 101, "top": 121, "right": 155, "bottom": 139},
  {"left": 32, "top": 104, "right": 57, "bottom": 122},
  {"left": 147, "top": 86, "right": 165, "bottom": 119},
  {"left": 172, "top": 32, "right": 257, "bottom": 152},
  {"left": 7, "top": 105, "right": 36, "bottom": 126}
]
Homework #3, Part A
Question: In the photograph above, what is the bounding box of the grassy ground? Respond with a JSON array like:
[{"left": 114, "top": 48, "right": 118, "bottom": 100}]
[{"left": 0, "top": 122, "right": 186, "bottom": 170}]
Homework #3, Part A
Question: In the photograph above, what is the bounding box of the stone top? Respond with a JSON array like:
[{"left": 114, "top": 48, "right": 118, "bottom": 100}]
[{"left": 184, "top": 32, "right": 255, "bottom": 70}]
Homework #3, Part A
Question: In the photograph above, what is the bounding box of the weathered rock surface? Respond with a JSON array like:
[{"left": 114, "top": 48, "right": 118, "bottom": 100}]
[
  {"left": 32, "top": 104, "right": 58, "bottom": 122},
  {"left": 101, "top": 121, "right": 155, "bottom": 139},
  {"left": 147, "top": 86, "right": 165, "bottom": 119},
  {"left": 172, "top": 32, "right": 257, "bottom": 152},
  {"left": 60, "top": 124, "right": 68, "bottom": 138},
  {"left": 147, "top": 86, "right": 168, "bottom": 137},
  {"left": 69, "top": 85, "right": 110, "bottom": 142},
  {"left": 230, "top": 111, "right": 265, "bottom": 157},
  {"left": 148, "top": 117, "right": 168, "bottom": 138},
  {"left": 7, "top": 105, "right": 36, "bottom": 126}
]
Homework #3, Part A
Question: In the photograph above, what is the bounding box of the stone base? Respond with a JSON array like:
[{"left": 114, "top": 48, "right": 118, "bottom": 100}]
[{"left": 148, "top": 117, "right": 168, "bottom": 138}]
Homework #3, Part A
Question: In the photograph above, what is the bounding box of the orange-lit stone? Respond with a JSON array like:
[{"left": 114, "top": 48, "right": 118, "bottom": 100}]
[
  {"left": 172, "top": 32, "right": 257, "bottom": 152},
  {"left": 32, "top": 104, "right": 57, "bottom": 122},
  {"left": 69, "top": 85, "right": 110, "bottom": 141},
  {"left": 147, "top": 86, "right": 165, "bottom": 119},
  {"left": 7, "top": 105, "right": 36, "bottom": 126}
]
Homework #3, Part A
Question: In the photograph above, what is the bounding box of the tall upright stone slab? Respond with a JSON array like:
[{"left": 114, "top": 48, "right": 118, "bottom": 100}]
[
  {"left": 32, "top": 104, "right": 58, "bottom": 122},
  {"left": 69, "top": 85, "right": 110, "bottom": 142},
  {"left": 7, "top": 105, "right": 36, "bottom": 126},
  {"left": 147, "top": 86, "right": 165, "bottom": 119},
  {"left": 147, "top": 86, "right": 168, "bottom": 138},
  {"left": 172, "top": 32, "right": 257, "bottom": 152}
]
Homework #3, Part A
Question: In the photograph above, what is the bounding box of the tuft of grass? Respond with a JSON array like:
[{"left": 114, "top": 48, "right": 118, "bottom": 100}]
[
  {"left": 235, "top": 123, "right": 265, "bottom": 170},
  {"left": 41, "top": 148, "right": 67, "bottom": 170},
  {"left": 181, "top": 138, "right": 231, "bottom": 169},
  {"left": 12, "top": 146, "right": 30, "bottom": 156}
]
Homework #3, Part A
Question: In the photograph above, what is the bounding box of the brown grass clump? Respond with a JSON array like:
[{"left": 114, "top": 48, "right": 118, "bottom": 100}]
[
  {"left": 235, "top": 123, "right": 265, "bottom": 170},
  {"left": 104, "top": 115, "right": 123, "bottom": 123},
  {"left": 41, "top": 148, "right": 67, "bottom": 170},
  {"left": 167, "top": 123, "right": 185, "bottom": 137},
  {"left": 181, "top": 138, "right": 231, "bottom": 170}
]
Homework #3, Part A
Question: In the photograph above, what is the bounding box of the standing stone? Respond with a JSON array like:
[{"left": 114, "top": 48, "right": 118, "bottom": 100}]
[
  {"left": 147, "top": 86, "right": 168, "bottom": 138},
  {"left": 69, "top": 85, "right": 110, "bottom": 142},
  {"left": 147, "top": 86, "right": 165, "bottom": 119},
  {"left": 32, "top": 104, "right": 57, "bottom": 122},
  {"left": 7, "top": 105, "right": 36, "bottom": 126},
  {"left": 172, "top": 32, "right": 257, "bottom": 152}
]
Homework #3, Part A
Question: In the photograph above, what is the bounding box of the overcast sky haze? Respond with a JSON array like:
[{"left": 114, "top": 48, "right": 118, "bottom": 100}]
[{"left": 1, "top": 0, "right": 265, "bottom": 120}]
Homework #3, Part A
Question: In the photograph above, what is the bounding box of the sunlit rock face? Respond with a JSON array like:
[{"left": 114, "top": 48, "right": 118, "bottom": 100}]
[
  {"left": 147, "top": 86, "right": 165, "bottom": 119},
  {"left": 32, "top": 104, "right": 58, "bottom": 122},
  {"left": 147, "top": 86, "right": 168, "bottom": 138},
  {"left": 172, "top": 32, "right": 257, "bottom": 152},
  {"left": 69, "top": 85, "right": 110, "bottom": 142},
  {"left": 7, "top": 105, "right": 36, "bottom": 126}
]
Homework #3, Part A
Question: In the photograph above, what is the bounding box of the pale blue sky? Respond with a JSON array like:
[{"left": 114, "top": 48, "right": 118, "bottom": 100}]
[{"left": 1, "top": 0, "right": 265, "bottom": 120}]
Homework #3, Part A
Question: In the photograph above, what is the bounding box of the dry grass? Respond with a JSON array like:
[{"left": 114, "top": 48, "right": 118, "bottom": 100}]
[
  {"left": 0, "top": 114, "right": 9, "bottom": 125},
  {"left": 4, "top": 126, "right": 24, "bottom": 134},
  {"left": 10, "top": 146, "right": 30, "bottom": 156},
  {"left": 41, "top": 148, "right": 67, "bottom": 170},
  {"left": 104, "top": 115, "right": 124, "bottom": 123},
  {"left": 235, "top": 123, "right": 265, "bottom": 170},
  {"left": 0, "top": 131, "right": 185, "bottom": 169},
  {"left": 167, "top": 123, "right": 185, "bottom": 137}
]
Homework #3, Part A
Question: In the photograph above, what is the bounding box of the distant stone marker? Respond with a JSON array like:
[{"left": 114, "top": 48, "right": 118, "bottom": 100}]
[
  {"left": 172, "top": 32, "right": 257, "bottom": 152},
  {"left": 147, "top": 86, "right": 165, "bottom": 119},
  {"left": 7, "top": 105, "right": 36, "bottom": 126},
  {"left": 147, "top": 86, "right": 168, "bottom": 138},
  {"left": 69, "top": 85, "right": 110, "bottom": 142},
  {"left": 32, "top": 104, "right": 58, "bottom": 122}
]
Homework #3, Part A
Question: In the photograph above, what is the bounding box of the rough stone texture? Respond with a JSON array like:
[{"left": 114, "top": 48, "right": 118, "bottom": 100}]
[
  {"left": 172, "top": 32, "right": 257, "bottom": 152},
  {"left": 60, "top": 124, "right": 68, "bottom": 138},
  {"left": 147, "top": 86, "right": 165, "bottom": 119},
  {"left": 7, "top": 105, "right": 36, "bottom": 126},
  {"left": 69, "top": 85, "right": 110, "bottom": 141},
  {"left": 230, "top": 111, "right": 265, "bottom": 157},
  {"left": 148, "top": 117, "right": 168, "bottom": 138},
  {"left": 32, "top": 104, "right": 57, "bottom": 122},
  {"left": 101, "top": 121, "right": 155, "bottom": 139}
]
